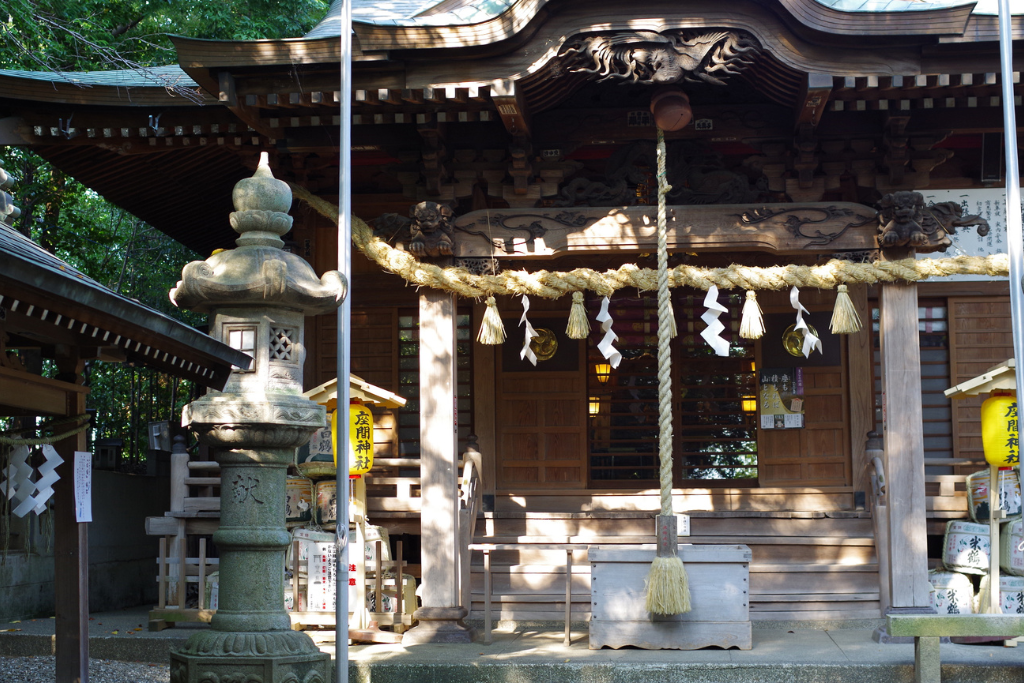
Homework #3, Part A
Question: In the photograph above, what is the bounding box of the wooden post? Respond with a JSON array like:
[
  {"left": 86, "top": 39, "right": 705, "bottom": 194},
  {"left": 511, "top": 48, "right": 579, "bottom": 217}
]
[
  {"left": 53, "top": 354, "right": 88, "bottom": 683},
  {"left": 848, "top": 284, "right": 874, "bottom": 494},
  {"left": 484, "top": 549, "right": 492, "bottom": 645},
  {"left": 394, "top": 540, "right": 404, "bottom": 633},
  {"left": 564, "top": 549, "right": 572, "bottom": 646},
  {"left": 471, "top": 301, "right": 496, "bottom": 509},
  {"left": 988, "top": 464, "right": 1004, "bottom": 614},
  {"left": 879, "top": 283, "right": 932, "bottom": 610},
  {"left": 403, "top": 288, "right": 473, "bottom": 643}
]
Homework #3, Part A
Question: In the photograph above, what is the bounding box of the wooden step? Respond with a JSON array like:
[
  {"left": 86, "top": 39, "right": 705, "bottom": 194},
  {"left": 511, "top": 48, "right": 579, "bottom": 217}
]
[
  {"left": 480, "top": 515, "right": 874, "bottom": 538},
  {"left": 475, "top": 535, "right": 874, "bottom": 546},
  {"left": 495, "top": 490, "right": 856, "bottom": 514}
]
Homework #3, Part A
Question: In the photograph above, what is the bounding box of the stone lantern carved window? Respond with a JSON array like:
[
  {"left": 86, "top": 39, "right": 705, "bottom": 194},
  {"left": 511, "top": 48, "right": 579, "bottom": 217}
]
[
  {"left": 269, "top": 327, "right": 297, "bottom": 363},
  {"left": 226, "top": 326, "right": 257, "bottom": 370}
]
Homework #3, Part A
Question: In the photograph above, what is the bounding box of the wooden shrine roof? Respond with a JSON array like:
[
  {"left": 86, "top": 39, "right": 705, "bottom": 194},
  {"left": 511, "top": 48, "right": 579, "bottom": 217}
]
[
  {"left": 0, "top": 220, "right": 250, "bottom": 390},
  {"left": 3, "top": 0, "right": 1024, "bottom": 257}
]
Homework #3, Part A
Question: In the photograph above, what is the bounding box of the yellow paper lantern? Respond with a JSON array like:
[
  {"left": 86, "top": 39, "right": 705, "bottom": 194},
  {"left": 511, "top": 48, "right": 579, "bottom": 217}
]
[
  {"left": 331, "top": 402, "right": 374, "bottom": 474},
  {"left": 981, "top": 392, "right": 1019, "bottom": 467}
]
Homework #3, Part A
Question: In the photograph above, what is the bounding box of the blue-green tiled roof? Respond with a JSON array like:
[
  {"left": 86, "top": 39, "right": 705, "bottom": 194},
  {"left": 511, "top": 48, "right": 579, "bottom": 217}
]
[{"left": 0, "top": 65, "right": 196, "bottom": 88}]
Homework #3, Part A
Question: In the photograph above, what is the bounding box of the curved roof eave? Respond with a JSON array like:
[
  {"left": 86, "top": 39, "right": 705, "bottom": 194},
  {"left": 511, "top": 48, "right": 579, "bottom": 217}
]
[
  {"left": 165, "top": 0, "right": 1009, "bottom": 77},
  {"left": 313, "top": 0, "right": 983, "bottom": 46},
  {"left": 0, "top": 65, "right": 213, "bottom": 106}
]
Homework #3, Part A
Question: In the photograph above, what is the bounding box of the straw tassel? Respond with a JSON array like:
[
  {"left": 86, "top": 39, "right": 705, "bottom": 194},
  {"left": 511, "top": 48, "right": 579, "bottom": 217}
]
[
  {"left": 476, "top": 296, "right": 506, "bottom": 345},
  {"left": 739, "top": 290, "right": 765, "bottom": 340},
  {"left": 565, "top": 291, "right": 591, "bottom": 339},
  {"left": 830, "top": 284, "right": 863, "bottom": 334},
  {"left": 646, "top": 555, "right": 692, "bottom": 615}
]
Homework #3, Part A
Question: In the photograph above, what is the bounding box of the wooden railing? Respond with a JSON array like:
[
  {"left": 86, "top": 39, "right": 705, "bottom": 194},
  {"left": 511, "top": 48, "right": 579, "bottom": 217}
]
[{"left": 458, "top": 436, "right": 484, "bottom": 615}]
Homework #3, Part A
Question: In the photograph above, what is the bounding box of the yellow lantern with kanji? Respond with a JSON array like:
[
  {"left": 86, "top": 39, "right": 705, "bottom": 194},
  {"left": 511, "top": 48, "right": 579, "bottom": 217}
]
[
  {"left": 331, "top": 402, "right": 374, "bottom": 474},
  {"left": 981, "top": 391, "right": 1019, "bottom": 467}
]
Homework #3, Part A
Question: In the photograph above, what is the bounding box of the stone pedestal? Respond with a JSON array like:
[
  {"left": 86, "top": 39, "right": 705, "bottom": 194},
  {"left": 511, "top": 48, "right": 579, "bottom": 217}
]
[{"left": 402, "top": 607, "right": 474, "bottom": 645}]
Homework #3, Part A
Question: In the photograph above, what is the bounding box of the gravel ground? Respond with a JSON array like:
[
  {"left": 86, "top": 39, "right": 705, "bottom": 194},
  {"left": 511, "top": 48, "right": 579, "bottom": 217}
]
[{"left": 0, "top": 656, "right": 170, "bottom": 683}]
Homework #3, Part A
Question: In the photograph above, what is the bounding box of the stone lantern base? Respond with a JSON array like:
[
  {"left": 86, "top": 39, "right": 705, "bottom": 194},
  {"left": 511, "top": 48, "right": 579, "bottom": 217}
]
[{"left": 169, "top": 630, "right": 330, "bottom": 683}]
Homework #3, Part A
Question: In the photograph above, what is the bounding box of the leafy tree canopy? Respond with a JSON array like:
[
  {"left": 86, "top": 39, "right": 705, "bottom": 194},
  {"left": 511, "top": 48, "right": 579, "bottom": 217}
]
[
  {"left": 0, "top": 1, "right": 329, "bottom": 464},
  {"left": 1, "top": 0, "right": 329, "bottom": 72}
]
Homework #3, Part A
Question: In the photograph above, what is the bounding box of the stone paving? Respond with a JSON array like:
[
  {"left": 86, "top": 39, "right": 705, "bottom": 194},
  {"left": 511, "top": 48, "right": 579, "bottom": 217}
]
[{"left": 1, "top": 607, "right": 1022, "bottom": 682}]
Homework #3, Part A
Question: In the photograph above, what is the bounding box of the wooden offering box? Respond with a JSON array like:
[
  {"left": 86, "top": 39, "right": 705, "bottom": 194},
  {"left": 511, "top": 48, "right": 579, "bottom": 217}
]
[{"left": 590, "top": 545, "right": 752, "bottom": 650}]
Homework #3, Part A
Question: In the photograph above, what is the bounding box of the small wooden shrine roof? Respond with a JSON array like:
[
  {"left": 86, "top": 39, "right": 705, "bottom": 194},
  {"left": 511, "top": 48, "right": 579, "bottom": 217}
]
[
  {"left": 304, "top": 374, "right": 408, "bottom": 410},
  {"left": 0, "top": 219, "right": 250, "bottom": 392},
  {"left": 944, "top": 358, "right": 1017, "bottom": 398}
]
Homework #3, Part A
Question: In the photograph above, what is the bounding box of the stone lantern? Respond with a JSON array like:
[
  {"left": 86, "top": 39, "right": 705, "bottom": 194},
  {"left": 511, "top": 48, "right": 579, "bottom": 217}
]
[{"left": 168, "top": 153, "right": 345, "bottom": 683}]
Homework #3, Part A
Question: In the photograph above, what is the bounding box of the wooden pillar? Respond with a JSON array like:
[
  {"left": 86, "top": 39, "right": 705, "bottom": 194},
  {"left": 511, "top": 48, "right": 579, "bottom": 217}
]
[
  {"left": 53, "top": 354, "right": 89, "bottom": 683},
  {"left": 878, "top": 283, "right": 932, "bottom": 611},
  {"left": 403, "top": 289, "right": 473, "bottom": 643},
  {"left": 471, "top": 301, "right": 496, "bottom": 509},
  {"left": 847, "top": 283, "right": 874, "bottom": 495}
]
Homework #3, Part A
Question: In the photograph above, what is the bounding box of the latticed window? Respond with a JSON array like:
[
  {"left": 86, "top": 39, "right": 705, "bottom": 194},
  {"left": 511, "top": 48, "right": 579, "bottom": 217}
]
[
  {"left": 872, "top": 299, "right": 952, "bottom": 461},
  {"left": 226, "top": 326, "right": 256, "bottom": 371},
  {"left": 397, "top": 311, "right": 473, "bottom": 458},
  {"left": 269, "top": 327, "right": 296, "bottom": 362},
  {"left": 587, "top": 289, "right": 757, "bottom": 485}
]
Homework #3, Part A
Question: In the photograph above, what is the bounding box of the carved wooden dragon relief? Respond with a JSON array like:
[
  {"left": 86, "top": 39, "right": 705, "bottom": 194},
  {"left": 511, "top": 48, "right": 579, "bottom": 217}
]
[{"left": 557, "top": 30, "right": 760, "bottom": 86}]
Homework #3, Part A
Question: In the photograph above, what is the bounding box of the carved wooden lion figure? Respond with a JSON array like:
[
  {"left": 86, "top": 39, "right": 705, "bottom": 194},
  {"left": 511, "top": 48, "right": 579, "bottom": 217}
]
[
  {"left": 877, "top": 191, "right": 927, "bottom": 248},
  {"left": 409, "top": 201, "right": 455, "bottom": 258}
]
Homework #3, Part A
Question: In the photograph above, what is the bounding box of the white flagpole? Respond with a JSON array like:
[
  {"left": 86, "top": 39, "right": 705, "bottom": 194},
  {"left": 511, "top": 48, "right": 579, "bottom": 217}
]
[
  {"left": 997, "top": 0, "right": 1024, "bottom": 497},
  {"left": 336, "top": 0, "right": 353, "bottom": 680}
]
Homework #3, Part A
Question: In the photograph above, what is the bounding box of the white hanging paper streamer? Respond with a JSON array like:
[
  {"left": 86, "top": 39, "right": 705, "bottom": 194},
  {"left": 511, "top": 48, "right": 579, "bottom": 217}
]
[
  {"left": 0, "top": 445, "right": 30, "bottom": 514},
  {"left": 595, "top": 296, "right": 622, "bottom": 368},
  {"left": 700, "top": 285, "right": 731, "bottom": 357},
  {"left": 32, "top": 445, "right": 63, "bottom": 515},
  {"left": 3, "top": 445, "right": 36, "bottom": 517},
  {"left": 519, "top": 295, "right": 540, "bottom": 366},
  {"left": 1, "top": 445, "right": 63, "bottom": 517},
  {"left": 790, "top": 286, "right": 822, "bottom": 358}
]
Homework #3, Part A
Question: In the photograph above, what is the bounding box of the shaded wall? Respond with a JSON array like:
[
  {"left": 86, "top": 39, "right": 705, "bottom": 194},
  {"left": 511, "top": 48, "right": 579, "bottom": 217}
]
[{"left": 0, "top": 471, "right": 170, "bottom": 621}]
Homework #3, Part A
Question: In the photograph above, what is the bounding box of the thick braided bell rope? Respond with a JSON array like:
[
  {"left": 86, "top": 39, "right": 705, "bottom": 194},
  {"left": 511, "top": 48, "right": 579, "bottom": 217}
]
[
  {"left": 655, "top": 129, "right": 674, "bottom": 519},
  {"left": 290, "top": 185, "right": 1010, "bottom": 298}
]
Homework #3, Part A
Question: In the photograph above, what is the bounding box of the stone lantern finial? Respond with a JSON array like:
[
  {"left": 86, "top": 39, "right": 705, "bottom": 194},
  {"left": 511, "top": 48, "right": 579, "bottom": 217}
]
[{"left": 230, "top": 152, "right": 294, "bottom": 249}]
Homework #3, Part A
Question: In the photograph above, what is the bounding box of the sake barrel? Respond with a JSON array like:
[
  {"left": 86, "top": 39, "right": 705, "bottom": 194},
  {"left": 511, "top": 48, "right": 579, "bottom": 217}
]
[
  {"left": 967, "top": 468, "right": 1022, "bottom": 522},
  {"left": 1002, "top": 518, "right": 1024, "bottom": 577},
  {"left": 285, "top": 476, "right": 314, "bottom": 527},
  {"left": 315, "top": 480, "right": 338, "bottom": 529},
  {"left": 1000, "top": 575, "right": 1024, "bottom": 614},
  {"left": 928, "top": 569, "right": 974, "bottom": 614},
  {"left": 942, "top": 520, "right": 991, "bottom": 575}
]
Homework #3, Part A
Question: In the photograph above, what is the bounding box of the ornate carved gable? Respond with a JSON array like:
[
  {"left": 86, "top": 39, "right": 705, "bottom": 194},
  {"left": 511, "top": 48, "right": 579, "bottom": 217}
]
[{"left": 556, "top": 30, "right": 760, "bottom": 87}]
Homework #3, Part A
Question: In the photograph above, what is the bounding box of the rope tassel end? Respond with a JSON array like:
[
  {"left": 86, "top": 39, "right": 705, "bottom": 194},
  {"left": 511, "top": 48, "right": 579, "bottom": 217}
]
[
  {"left": 477, "top": 296, "right": 506, "bottom": 345},
  {"left": 830, "top": 284, "right": 863, "bottom": 334}
]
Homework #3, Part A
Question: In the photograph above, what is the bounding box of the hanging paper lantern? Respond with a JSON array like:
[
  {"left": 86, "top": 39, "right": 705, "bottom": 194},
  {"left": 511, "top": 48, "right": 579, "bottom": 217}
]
[
  {"left": 331, "top": 402, "right": 374, "bottom": 474},
  {"left": 981, "top": 392, "right": 1019, "bottom": 467}
]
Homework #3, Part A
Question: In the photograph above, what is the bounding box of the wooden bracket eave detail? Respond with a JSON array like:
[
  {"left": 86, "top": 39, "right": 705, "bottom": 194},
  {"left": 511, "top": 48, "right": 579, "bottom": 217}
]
[
  {"left": 491, "top": 79, "right": 531, "bottom": 138},
  {"left": 796, "top": 72, "right": 832, "bottom": 129}
]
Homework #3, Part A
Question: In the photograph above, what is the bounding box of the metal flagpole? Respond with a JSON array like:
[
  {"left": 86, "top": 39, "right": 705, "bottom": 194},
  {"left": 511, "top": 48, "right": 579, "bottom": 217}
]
[
  {"left": 336, "top": 0, "right": 353, "bottom": 680},
  {"left": 997, "top": 0, "right": 1024, "bottom": 502}
]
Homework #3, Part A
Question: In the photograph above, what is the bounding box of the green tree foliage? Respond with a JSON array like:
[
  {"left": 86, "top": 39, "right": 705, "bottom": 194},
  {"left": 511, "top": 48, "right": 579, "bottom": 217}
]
[
  {"left": 0, "top": 1, "right": 327, "bottom": 465},
  {"left": 1, "top": 0, "right": 328, "bottom": 72}
]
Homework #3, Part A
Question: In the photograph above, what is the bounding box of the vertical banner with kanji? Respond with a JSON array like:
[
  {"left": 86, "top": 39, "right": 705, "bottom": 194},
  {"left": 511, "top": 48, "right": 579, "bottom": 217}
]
[{"left": 759, "top": 367, "right": 805, "bottom": 429}]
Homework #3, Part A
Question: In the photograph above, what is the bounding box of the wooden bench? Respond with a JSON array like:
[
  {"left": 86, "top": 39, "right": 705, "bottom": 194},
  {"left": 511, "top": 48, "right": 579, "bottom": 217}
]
[{"left": 887, "top": 614, "right": 1024, "bottom": 683}]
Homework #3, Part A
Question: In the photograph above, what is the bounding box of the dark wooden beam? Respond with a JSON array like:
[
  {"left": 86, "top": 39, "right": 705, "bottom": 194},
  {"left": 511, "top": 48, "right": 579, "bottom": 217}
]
[
  {"left": 53, "top": 352, "right": 88, "bottom": 683},
  {"left": 797, "top": 72, "right": 833, "bottom": 129},
  {"left": 491, "top": 79, "right": 531, "bottom": 138}
]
